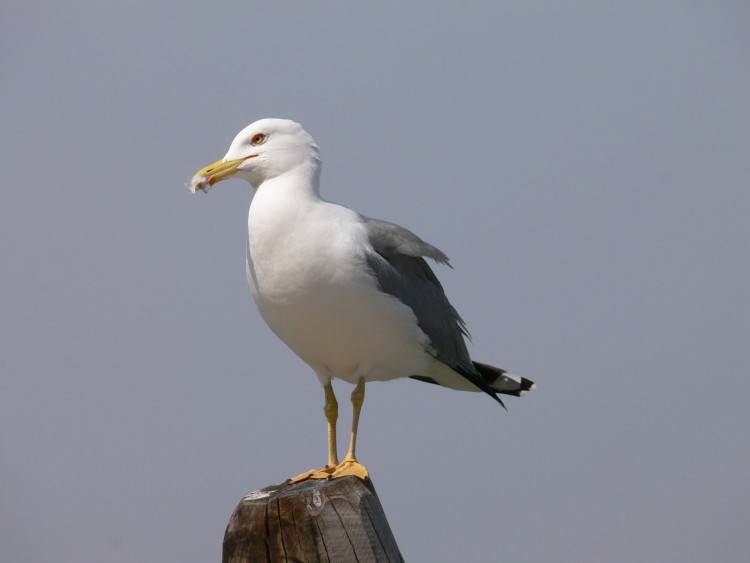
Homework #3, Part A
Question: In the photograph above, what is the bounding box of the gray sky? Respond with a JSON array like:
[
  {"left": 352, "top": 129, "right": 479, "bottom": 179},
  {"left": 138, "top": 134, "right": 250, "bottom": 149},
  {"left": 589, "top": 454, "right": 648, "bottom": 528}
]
[{"left": 2, "top": 2, "right": 749, "bottom": 562}]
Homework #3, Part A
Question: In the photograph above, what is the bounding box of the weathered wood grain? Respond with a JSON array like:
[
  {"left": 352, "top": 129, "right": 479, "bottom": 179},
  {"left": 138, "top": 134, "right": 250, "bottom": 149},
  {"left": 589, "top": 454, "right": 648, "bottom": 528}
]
[{"left": 223, "top": 476, "right": 404, "bottom": 563}]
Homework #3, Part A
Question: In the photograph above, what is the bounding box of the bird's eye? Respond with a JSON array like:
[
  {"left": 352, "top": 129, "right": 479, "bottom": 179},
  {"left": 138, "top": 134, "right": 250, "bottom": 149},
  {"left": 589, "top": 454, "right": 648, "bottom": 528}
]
[{"left": 250, "top": 133, "right": 267, "bottom": 146}]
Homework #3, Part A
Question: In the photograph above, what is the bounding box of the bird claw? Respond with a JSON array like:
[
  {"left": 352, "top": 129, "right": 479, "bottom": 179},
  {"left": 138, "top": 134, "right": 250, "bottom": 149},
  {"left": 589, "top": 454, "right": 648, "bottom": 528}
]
[
  {"left": 290, "top": 466, "right": 336, "bottom": 483},
  {"left": 332, "top": 460, "right": 369, "bottom": 480},
  {"left": 290, "top": 460, "right": 369, "bottom": 483}
]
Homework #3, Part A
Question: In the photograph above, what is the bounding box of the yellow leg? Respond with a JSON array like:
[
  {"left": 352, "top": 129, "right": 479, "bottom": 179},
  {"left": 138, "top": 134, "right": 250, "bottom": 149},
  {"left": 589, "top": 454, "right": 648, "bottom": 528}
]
[
  {"left": 331, "top": 377, "right": 369, "bottom": 479},
  {"left": 324, "top": 382, "right": 339, "bottom": 467},
  {"left": 343, "top": 377, "right": 365, "bottom": 462},
  {"left": 290, "top": 382, "right": 339, "bottom": 482},
  {"left": 291, "top": 379, "right": 369, "bottom": 483}
]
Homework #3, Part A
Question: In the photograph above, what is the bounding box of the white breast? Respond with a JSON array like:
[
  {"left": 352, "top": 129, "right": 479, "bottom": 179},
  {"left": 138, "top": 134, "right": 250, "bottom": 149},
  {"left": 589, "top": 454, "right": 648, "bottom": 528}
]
[{"left": 245, "top": 182, "right": 431, "bottom": 385}]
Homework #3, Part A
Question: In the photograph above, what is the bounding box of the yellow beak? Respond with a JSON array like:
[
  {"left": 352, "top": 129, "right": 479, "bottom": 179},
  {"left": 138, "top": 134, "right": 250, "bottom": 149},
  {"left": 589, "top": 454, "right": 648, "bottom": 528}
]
[{"left": 191, "top": 157, "right": 248, "bottom": 192}]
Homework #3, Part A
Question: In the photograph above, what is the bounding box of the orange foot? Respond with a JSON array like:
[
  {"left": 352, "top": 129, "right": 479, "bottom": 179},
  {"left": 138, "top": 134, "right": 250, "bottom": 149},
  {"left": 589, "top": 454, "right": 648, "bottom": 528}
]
[{"left": 290, "top": 460, "right": 369, "bottom": 483}]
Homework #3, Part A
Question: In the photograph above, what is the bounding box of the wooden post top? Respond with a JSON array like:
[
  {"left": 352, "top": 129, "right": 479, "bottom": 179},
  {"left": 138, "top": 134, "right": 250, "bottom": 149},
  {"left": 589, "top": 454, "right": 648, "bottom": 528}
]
[{"left": 223, "top": 476, "right": 404, "bottom": 563}]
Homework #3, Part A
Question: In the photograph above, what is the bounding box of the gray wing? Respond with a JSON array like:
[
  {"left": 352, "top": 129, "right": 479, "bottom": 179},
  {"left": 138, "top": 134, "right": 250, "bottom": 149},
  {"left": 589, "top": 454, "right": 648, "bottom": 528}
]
[
  {"left": 362, "top": 216, "right": 508, "bottom": 407},
  {"left": 363, "top": 216, "right": 451, "bottom": 266},
  {"left": 361, "top": 216, "right": 475, "bottom": 374}
]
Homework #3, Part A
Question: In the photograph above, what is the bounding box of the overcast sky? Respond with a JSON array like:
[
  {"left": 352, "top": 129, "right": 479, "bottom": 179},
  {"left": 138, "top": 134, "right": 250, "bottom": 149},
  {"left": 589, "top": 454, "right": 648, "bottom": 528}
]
[{"left": 2, "top": 2, "right": 749, "bottom": 562}]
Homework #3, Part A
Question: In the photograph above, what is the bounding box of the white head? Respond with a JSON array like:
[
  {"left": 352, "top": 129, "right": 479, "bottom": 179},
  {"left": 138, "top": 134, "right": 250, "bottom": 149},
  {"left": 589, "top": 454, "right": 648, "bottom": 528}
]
[{"left": 190, "top": 118, "right": 319, "bottom": 192}]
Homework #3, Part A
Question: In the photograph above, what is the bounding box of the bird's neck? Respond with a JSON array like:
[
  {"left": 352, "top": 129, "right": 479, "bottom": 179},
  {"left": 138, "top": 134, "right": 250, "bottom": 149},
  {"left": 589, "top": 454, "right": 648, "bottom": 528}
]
[
  {"left": 249, "top": 158, "right": 325, "bottom": 235},
  {"left": 247, "top": 157, "right": 328, "bottom": 276},
  {"left": 258, "top": 158, "right": 322, "bottom": 200}
]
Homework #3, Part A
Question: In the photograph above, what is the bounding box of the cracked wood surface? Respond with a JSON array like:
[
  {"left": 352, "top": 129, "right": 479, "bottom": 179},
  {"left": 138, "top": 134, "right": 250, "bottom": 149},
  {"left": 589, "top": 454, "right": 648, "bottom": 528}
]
[{"left": 223, "top": 476, "right": 404, "bottom": 563}]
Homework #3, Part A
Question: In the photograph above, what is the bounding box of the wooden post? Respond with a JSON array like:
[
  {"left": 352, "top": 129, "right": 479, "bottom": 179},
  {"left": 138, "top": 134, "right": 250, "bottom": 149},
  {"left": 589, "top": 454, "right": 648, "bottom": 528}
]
[{"left": 223, "top": 476, "right": 404, "bottom": 563}]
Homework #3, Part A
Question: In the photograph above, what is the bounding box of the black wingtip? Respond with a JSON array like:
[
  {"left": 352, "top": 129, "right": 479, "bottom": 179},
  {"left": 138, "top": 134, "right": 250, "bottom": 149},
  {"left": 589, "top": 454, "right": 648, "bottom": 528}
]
[
  {"left": 494, "top": 393, "right": 508, "bottom": 411},
  {"left": 410, "top": 371, "right": 508, "bottom": 409},
  {"left": 451, "top": 365, "right": 508, "bottom": 410},
  {"left": 473, "top": 361, "right": 536, "bottom": 397}
]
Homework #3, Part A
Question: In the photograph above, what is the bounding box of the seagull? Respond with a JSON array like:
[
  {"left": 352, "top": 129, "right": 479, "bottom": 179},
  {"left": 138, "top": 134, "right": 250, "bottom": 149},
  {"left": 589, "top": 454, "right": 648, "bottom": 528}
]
[{"left": 190, "top": 118, "right": 534, "bottom": 481}]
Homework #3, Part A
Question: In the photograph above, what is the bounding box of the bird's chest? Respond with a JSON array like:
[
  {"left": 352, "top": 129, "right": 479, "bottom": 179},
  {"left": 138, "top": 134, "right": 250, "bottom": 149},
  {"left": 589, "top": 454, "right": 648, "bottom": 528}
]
[
  {"left": 243, "top": 193, "right": 429, "bottom": 381},
  {"left": 248, "top": 212, "right": 362, "bottom": 301},
  {"left": 245, "top": 198, "right": 376, "bottom": 330}
]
